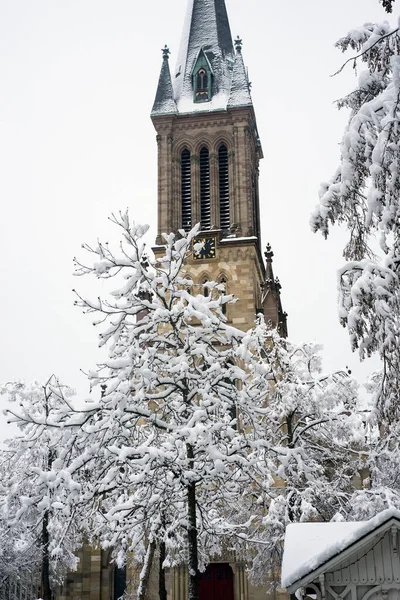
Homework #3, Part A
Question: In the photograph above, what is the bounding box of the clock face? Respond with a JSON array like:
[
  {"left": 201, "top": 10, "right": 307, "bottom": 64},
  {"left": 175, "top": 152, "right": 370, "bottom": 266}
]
[{"left": 193, "top": 237, "right": 216, "bottom": 260}]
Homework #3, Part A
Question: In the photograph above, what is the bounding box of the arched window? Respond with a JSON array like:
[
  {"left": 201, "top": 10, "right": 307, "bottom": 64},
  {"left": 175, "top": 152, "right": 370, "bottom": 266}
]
[
  {"left": 185, "top": 273, "right": 193, "bottom": 296},
  {"left": 200, "top": 146, "right": 211, "bottom": 230},
  {"left": 181, "top": 148, "right": 192, "bottom": 232},
  {"left": 196, "top": 68, "right": 209, "bottom": 101},
  {"left": 201, "top": 277, "right": 209, "bottom": 298},
  {"left": 219, "top": 275, "right": 228, "bottom": 316},
  {"left": 219, "top": 144, "right": 230, "bottom": 231},
  {"left": 197, "top": 68, "right": 208, "bottom": 91}
]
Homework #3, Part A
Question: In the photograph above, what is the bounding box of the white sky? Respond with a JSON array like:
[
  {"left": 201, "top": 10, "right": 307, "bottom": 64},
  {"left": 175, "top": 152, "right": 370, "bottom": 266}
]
[{"left": 1, "top": 0, "right": 396, "bottom": 438}]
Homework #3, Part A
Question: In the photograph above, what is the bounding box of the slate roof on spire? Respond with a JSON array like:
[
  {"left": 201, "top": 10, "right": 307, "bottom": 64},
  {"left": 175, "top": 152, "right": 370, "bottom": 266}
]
[
  {"left": 228, "top": 43, "right": 253, "bottom": 109},
  {"left": 152, "top": 1, "right": 257, "bottom": 116},
  {"left": 151, "top": 46, "right": 177, "bottom": 116},
  {"left": 173, "top": 0, "right": 235, "bottom": 114}
]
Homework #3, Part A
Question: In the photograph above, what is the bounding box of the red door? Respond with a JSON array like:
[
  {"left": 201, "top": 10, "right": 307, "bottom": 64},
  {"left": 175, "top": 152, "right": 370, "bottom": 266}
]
[{"left": 197, "top": 563, "right": 234, "bottom": 600}]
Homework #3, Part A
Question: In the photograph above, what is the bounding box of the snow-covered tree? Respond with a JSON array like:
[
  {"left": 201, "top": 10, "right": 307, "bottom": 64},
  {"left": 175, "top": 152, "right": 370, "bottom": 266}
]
[
  {"left": 311, "top": 9, "right": 400, "bottom": 531},
  {"left": 312, "top": 16, "right": 400, "bottom": 423},
  {"left": 48, "top": 213, "right": 276, "bottom": 600},
  {"left": 0, "top": 460, "right": 40, "bottom": 598},
  {"left": 0, "top": 377, "right": 82, "bottom": 600},
  {"left": 235, "top": 324, "right": 363, "bottom": 585},
  {"left": 55, "top": 213, "right": 364, "bottom": 597},
  {"left": 0, "top": 214, "right": 367, "bottom": 597},
  {"left": 343, "top": 371, "right": 400, "bottom": 521}
]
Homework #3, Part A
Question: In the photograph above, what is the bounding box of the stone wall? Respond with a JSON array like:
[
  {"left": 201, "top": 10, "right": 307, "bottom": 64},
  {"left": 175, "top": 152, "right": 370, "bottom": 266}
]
[{"left": 151, "top": 106, "right": 262, "bottom": 246}]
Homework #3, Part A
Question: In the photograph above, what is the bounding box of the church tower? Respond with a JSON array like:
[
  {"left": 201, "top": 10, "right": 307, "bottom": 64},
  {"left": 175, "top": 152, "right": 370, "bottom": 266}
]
[
  {"left": 56, "top": 4, "right": 288, "bottom": 600},
  {"left": 151, "top": 0, "right": 286, "bottom": 335}
]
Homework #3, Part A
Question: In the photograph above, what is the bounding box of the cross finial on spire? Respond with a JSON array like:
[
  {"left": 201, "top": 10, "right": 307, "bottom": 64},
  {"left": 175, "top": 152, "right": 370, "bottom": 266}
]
[
  {"left": 235, "top": 36, "right": 243, "bottom": 53},
  {"left": 162, "top": 45, "right": 170, "bottom": 60},
  {"left": 265, "top": 243, "right": 274, "bottom": 262}
]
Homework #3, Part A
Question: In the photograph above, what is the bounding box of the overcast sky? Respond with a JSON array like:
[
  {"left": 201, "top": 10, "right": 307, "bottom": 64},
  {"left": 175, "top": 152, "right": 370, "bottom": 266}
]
[{"left": 1, "top": 0, "right": 397, "bottom": 437}]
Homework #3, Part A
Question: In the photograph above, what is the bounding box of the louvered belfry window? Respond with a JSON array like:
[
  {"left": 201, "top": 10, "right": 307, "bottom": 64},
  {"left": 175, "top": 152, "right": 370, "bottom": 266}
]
[
  {"left": 200, "top": 146, "right": 211, "bottom": 230},
  {"left": 219, "top": 144, "right": 230, "bottom": 231},
  {"left": 181, "top": 149, "right": 192, "bottom": 232}
]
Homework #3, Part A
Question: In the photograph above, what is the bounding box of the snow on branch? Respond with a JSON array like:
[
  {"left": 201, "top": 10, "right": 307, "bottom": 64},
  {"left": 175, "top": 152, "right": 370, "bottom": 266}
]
[{"left": 313, "top": 16, "right": 400, "bottom": 422}]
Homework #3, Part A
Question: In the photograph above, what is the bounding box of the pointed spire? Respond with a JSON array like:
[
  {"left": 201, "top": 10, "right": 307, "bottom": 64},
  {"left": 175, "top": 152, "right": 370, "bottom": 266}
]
[
  {"left": 228, "top": 37, "right": 252, "bottom": 108},
  {"left": 264, "top": 243, "right": 274, "bottom": 282},
  {"left": 262, "top": 244, "right": 288, "bottom": 338},
  {"left": 151, "top": 46, "right": 177, "bottom": 116},
  {"left": 173, "top": 0, "right": 235, "bottom": 112}
]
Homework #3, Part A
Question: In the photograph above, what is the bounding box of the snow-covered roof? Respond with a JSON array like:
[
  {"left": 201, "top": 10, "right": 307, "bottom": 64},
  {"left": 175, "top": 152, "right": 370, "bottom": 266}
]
[
  {"left": 281, "top": 509, "right": 400, "bottom": 591},
  {"left": 220, "top": 236, "right": 258, "bottom": 242},
  {"left": 151, "top": 0, "right": 253, "bottom": 117},
  {"left": 151, "top": 52, "right": 177, "bottom": 116},
  {"left": 227, "top": 49, "right": 252, "bottom": 108}
]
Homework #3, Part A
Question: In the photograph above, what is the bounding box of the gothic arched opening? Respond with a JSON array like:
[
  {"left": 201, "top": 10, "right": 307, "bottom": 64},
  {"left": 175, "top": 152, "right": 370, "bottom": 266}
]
[
  {"left": 181, "top": 148, "right": 192, "bottom": 232},
  {"left": 219, "top": 274, "right": 228, "bottom": 316},
  {"left": 218, "top": 144, "right": 230, "bottom": 231},
  {"left": 196, "top": 68, "right": 209, "bottom": 101},
  {"left": 200, "top": 146, "right": 211, "bottom": 230}
]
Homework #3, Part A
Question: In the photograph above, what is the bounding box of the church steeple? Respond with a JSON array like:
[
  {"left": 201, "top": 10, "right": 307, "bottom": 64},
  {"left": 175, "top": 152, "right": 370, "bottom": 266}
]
[
  {"left": 173, "top": 0, "right": 234, "bottom": 112},
  {"left": 151, "top": 0, "right": 286, "bottom": 336},
  {"left": 151, "top": 0, "right": 255, "bottom": 116}
]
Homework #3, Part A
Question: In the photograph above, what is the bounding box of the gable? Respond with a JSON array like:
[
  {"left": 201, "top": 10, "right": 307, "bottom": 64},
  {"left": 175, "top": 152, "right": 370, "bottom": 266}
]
[
  {"left": 191, "top": 47, "right": 214, "bottom": 77},
  {"left": 283, "top": 511, "right": 400, "bottom": 593},
  {"left": 324, "top": 526, "right": 400, "bottom": 588}
]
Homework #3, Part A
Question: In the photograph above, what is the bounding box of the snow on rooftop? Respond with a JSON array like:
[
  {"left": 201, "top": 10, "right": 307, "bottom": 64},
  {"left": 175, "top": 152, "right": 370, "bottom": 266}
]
[
  {"left": 176, "top": 91, "right": 231, "bottom": 115},
  {"left": 281, "top": 509, "right": 400, "bottom": 590},
  {"left": 227, "top": 51, "right": 252, "bottom": 108},
  {"left": 220, "top": 236, "right": 258, "bottom": 242},
  {"left": 151, "top": 57, "right": 177, "bottom": 116},
  {"left": 152, "top": 0, "right": 254, "bottom": 116},
  {"left": 174, "top": 0, "right": 234, "bottom": 107}
]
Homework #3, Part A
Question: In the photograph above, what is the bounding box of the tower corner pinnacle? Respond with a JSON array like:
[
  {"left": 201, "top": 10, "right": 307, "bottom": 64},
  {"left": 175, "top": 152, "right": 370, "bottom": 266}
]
[
  {"left": 151, "top": 45, "right": 177, "bottom": 117},
  {"left": 262, "top": 243, "right": 288, "bottom": 338},
  {"left": 227, "top": 37, "right": 253, "bottom": 109}
]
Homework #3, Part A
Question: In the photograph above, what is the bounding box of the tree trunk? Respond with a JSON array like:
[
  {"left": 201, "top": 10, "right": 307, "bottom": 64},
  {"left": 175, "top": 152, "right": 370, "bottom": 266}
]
[
  {"left": 42, "top": 406, "right": 53, "bottom": 600},
  {"left": 158, "top": 539, "right": 167, "bottom": 600},
  {"left": 186, "top": 443, "right": 199, "bottom": 600},
  {"left": 41, "top": 510, "right": 52, "bottom": 600},
  {"left": 137, "top": 539, "right": 156, "bottom": 600}
]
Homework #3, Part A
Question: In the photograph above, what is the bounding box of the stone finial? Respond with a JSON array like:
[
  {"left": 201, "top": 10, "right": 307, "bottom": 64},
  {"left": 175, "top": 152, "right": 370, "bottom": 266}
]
[
  {"left": 162, "top": 45, "right": 171, "bottom": 60},
  {"left": 235, "top": 36, "right": 243, "bottom": 53},
  {"left": 265, "top": 243, "right": 274, "bottom": 262}
]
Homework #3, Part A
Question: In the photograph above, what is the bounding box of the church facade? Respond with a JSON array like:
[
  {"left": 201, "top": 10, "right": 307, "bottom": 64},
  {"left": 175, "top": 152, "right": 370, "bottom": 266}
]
[{"left": 57, "top": 1, "right": 287, "bottom": 599}]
